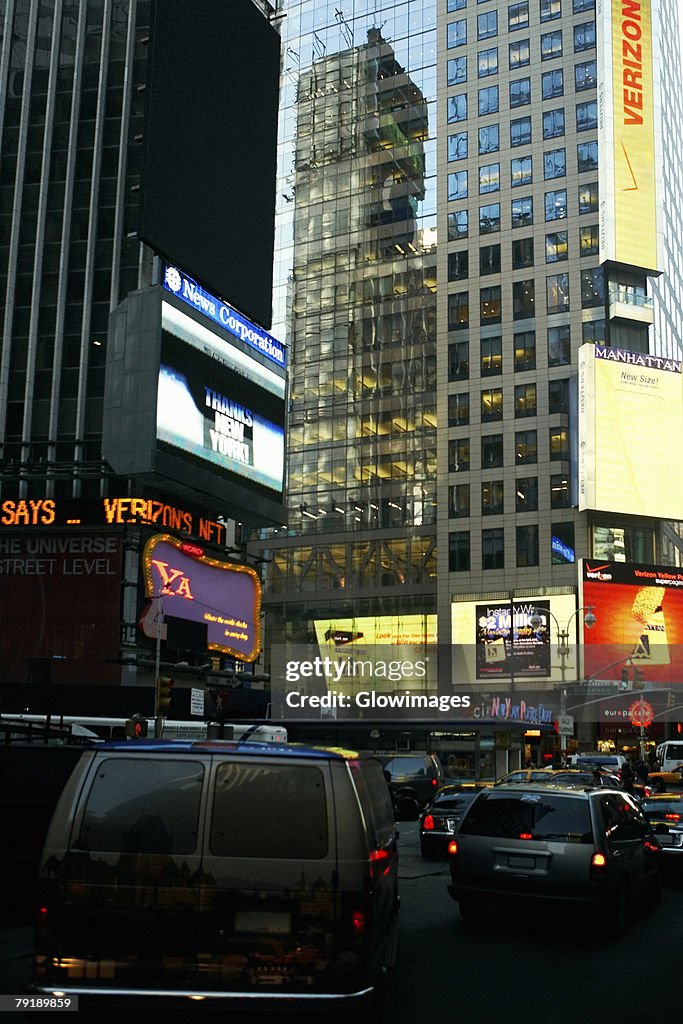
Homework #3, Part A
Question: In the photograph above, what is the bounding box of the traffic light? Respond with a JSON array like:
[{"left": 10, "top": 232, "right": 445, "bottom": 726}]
[
  {"left": 157, "top": 676, "right": 175, "bottom": 712},
  {"left": 620, "top": 667, "right": 630, "bottom": 689},
  {"left": 125, "top": 715, "right": 148, "bottom": 739},
  {"left": 633, "top": 667, "right": 645, "bottom": 690},
  {"left": 668, "top": 691, "right": 677, "bottom": 710}
]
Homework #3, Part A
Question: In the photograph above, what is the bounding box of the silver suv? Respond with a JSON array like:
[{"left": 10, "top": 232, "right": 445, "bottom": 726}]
[{"left": 447, "top": 784, "right": 662, "bottom": 930}]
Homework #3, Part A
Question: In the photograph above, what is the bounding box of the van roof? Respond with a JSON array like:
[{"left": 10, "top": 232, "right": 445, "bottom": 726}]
[{"left": 96, "top": 739, "right": 365, "bottom": 760}]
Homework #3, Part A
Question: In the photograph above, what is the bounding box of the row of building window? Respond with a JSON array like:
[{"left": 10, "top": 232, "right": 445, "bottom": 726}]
[
  {"left": 449, "top": 113, "right": 595, "bottom": 159},
  {"left": 468, "top": 47, "right": 596, "bottom": 88},
  {"left": 448, "top": 0, "right": 594, "bottom": 12},
  {"left": 448, "top": 522, "right": 576, "bottom": 571},
  {"left": 448, "top": 89, "right": 597, "bottom": 131},
  {"left": 449, "top": 429, "right": 567, "bottom": 469},
  {"left": 448, "top": 323, "right": 587, "bottom": 376},
  {"left": 449, "top": 475, "right": 570, "bottom": 515},
  {"left": 447, "top": 268, "right": 604, "bottom": 326},
  {"left": 448, "top": 390, "right": 571, "bottom": 431},
  {"left": 448, "top": 15, "right": 595, "bottom": 53},
  {"left": 448, "top": 182, "right": 598, "bottom": 239},
  {"left": 447, "top": 144, "right": 597, "bottom": 194},
  {"left": 447, "top": 230, "right": 597, "bottom": 279}
]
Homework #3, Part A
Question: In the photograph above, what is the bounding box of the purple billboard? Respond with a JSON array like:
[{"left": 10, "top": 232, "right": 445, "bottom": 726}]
[{"left": 142, "top": 534, "right": 261, "bottom": 661}]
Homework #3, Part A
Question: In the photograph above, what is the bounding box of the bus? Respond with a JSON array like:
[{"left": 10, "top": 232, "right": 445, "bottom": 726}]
[
  {"left": 0, "top": 713, "right": 288, "bottom": 745},
  {"left": 655, "top": 740, "right": 683, "bottom": 773}
]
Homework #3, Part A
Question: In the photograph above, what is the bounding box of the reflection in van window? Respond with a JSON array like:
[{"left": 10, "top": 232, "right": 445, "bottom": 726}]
[
  {"left": 76, "top": 758, "right": 204, "bottom": 854},
  {"left": 210, "top": 763, "right": 328, "bottom": 858},
  {"left": 350, "top": 761, "right": 394, "bottom": 847},
  {"left": 459, "top": 792, "right": 593, "bottom": 843}
]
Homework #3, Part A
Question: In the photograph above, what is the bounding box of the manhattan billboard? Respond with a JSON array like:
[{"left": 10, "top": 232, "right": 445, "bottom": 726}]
[
  {"left": 580, "top": 559, "right": 683, "bottom": 685},
  {"left": 578, "top": 344, "right": 683, "bottom": 520},
  {"left": 597, "top": 0, "right": 661, "bottom": 272}
]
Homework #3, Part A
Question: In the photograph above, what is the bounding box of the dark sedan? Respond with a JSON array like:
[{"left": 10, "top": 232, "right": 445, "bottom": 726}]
[
  {"left": 419, "top": 786, "right": 478, "bottom": 858},
  {"left": 640, "top": 794, "right": 683, "bottom": 863}
]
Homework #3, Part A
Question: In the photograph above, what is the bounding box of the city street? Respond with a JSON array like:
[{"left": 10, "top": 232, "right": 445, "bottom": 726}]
[{"left": 2, "top": 822, "right": 682, "bottom": 1022}]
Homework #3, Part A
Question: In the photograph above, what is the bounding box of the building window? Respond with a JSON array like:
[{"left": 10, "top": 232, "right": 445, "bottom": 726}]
[
  {"left": 514, "top": 330, "right": 536, "bottom": 370},
  {"left": 448, "top": 0, "right": 467, "bottom": 9},
  {"left": 542, "top": 68, "right": 564, "bottom": 98},
  {"left": 448, "top": 250, "right": 469, "bottom": 281},
  {"left": 447, "top": 55, "right": 468, "bottom": 85},
  {"left": 482, "top": 432, "right": 504, "bottom": 467},
  {"left": 511, "top": 155, "right": 533, "bottom": 187},
  {"left": 543, "top": 147, "right": 566, "bottom": 179},
  {"left": 548, "top": 324, "right": 571, "bottom": 365},
  {"left": 540, "top": 0, "right": 561, "bottom": 20},
  {"left": 448, "top": 170, "right": 468, "bottom": 200},
  {"left": 480, "top": 203, "right": 501, "bottom": 233},
  {"left": 576, "top": 100, "right": 598, "bottom": 131},
  {"left": 481, "top": 334, "right": 503, "bottom": 374},
  {"left": 550, "top": 474, "right": 571, "bottom": 508},
  {"left": 479, "top": 124, "right": 500, "bottom": 154},
  {"left": 479, "top": 162, "right": 500, "bottom": 193},
  {"left": 548, "top": 378, "right": 569, "bottom": 413},
  {"left": 449, "top": 483, "right": 470, "bottom": 518},
  {"left": 481, "top": 387, "right": 503, "bottom": 421},
  {"left": 482, "top": 480, "right": 504, "bottom": 515},
  {"left": 479, "top": 85, "right": 499, "bottom": 115},
  {"left": 478, "top": 46, "right": 499, "bottom": 77},
  {"left": 515, "top": 383, "right": 537, "bottom": 417},
  {"left": 480, "top": 243, "right": 501, "bottom": 275},
  {"left": 573, "top": 0, "right": 594, "bottom": 10},
  {"left": 510, "top": 116, "right": 532, "bottom": 147},
  {"left": 448, "top": 210, "right": 469, "bottom": 239},
  {"left": 545, "top": 230, "right": 568, "bottom": 262},
  {"left": 541, "top": 29, "right": 562, "bottom": 60},
  {"left": 578, "top": 181, "right": 598, "bottom": 213},
  {"left": 575, "top": 58, "right": 597, "bottom": 90},
  {"left": 582, "top": 318, "right": 605, "bottom": 344},
  {"left": 510, "top": 77, "right": 531, "bottom": 106},
  {"left": 545, "top": 188, "right": 567, "bottom": 220},
  {"left": 511, "top": 195, "right": 533, "bottom": 227},
  {"left": 449, "top": 437, "right": 470, "bottom": 472},
  {"left": 449, "top": 531, "right": 470, "bottom": 571},
  {"left": 577, "top": 140, "right": 598, "bottom": 171},
  {"left": 512, "top": 236, "right": 534, "bottom": 268},
  {"left": 448, "top": 392, "right": 470, "bottom": 426},
  {"left": 513, "top": 279, "right": 535, "bottom": 319},
  {"left": 448, "top": 18, "right": 467, "bottom": 47},
  {"left": 448, "top": 340, "right": 470, "bottom": 380},
  {"left": 478, "top": 10, "right": 498, "bottom": 38},
  {"left": 482, "top": 527, "right": 505, "bottom": 569},
  {"left": 579, "top": 224, "right": 599, "bottom": 255},
  {"left": 481, "top": 286, "right": 502, "bottom": 323},
  {"left": 448, "top": 131, "right": 468, "bottom": 161},
  {"left": 546, "top": 272, "right": 570, "bottom": 312},
  {"left": 509, "top": 39, "right": 530, "bottom": 68},
  {"left": 516, "top": 525, "right": 539, "bottom": 566},
  {"left": 581, "top": 267, "right": 605, "bottom": 307},
  {"left": 448, "top": 291, "right": 470, "bottom": 328},
  {"left": 508, "top": 1, "right": 529, "bottom": 30},
  {"left": 549, "top": 426, "right": 569, "bottom": 460},
  {"left": 516, "top": 476, "right": 538, "bottom": 511},
  {"left": 551, "top": 521, "right": 575, "bottom": 563},
  {"left": 543, "top": 108, "right": 565, "bottom": 139},
  {"left": 515, "top": 428, "right": 537, "bottom": 463},
  {"left": 447, "top": 94, "right": 468, "bottom": 123},
  {"left": 574, "top": 20, "right": 596, "bottom": 51}
]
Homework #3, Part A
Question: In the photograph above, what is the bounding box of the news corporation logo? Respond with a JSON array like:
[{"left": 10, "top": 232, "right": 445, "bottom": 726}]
[{"left": 164, "top": 266, "right": 182, "bottom": 293}]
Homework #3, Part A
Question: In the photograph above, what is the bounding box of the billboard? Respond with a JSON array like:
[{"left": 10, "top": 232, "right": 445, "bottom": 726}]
[
  {"left": 580, "top": 559, "right": 683, "bottom": 685},
  {"left": 142, "top": 534, "right": 262, "bottom": 661},
  {"left": 578, "top": 344, "right": 683, "bottom": 520},
  {"left": 597, "top": 0, "right": 660, "bottom": 271},
  {"left": 451, "top": 594, "right": 579, "bottom": 684}
]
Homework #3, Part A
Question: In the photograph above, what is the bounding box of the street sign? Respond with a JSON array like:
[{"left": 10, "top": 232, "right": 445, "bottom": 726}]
[
  {"left": 556, "top": 714, "right": 574, "bottom": 736},
  {"left": 190, "top": 688, "right": 205, "bottom": 717},
  {"left": 628, "top": 700, "right": 654, "bottom": 728}
]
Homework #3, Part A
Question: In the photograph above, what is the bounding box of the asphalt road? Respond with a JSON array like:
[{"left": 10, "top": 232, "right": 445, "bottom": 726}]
[{"left": 2, "top": 823, "right": 681, "bottom": 1022}]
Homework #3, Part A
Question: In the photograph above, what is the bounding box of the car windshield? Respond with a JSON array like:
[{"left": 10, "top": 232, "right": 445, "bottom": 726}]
[
  {"left": 459, "top": 791, "right": 593, "bottom": 843},
  {"left": 430, "top": 793, "right": 476, "bottom": 811}
]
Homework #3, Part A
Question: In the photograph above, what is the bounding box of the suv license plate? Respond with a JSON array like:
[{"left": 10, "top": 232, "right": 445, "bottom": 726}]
[{"left": 507, "top": 854, "right": 536, "bottom": 869}]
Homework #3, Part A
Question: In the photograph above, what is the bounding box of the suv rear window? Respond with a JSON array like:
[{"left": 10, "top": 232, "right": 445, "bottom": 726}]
[
  {"left": 382, "top": 756, "right": 436, "bottom": 779},
  {"left": 210, "top": 762, "right": 328, "bottom": 858},
  {"left": 459, "top": 791, "right": 594, "bottom": 843}
]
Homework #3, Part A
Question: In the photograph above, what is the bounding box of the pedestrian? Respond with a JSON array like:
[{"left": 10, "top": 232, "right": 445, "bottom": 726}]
[
  {"left": 634, "top": 758, "right": 649, "bottom": 784},
  {"left": 619, "top": 758, "right": 635, "bottom": 795}
]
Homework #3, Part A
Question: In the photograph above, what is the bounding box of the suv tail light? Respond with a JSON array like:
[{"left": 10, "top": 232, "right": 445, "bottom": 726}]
[
  {"left": 351, "top": 909, "right": 365, "bottom": 937},
  {"left": 590, "top": 851, "right": 608, "bottom": 880},
  {"left": 423, "top": 814, "right": 435, "bottom": 831},
  {"left": 448, "top": 840, "right": 458, "bottom": 856}
]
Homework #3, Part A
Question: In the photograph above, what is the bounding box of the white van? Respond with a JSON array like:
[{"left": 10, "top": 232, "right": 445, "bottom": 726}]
[
  {"left": 568, "top": 752, "right": 627, "bottom": 772},
  {"left": 32, "top": 739, "right": 399, "bottom": 1014}
]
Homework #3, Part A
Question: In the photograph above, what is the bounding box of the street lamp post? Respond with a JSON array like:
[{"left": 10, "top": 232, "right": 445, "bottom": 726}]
[{"left": 529, "top": 605, "right": 596, "bottom": 764}]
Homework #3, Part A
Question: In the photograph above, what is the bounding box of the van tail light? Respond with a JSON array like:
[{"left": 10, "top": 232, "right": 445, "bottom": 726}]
[
  {"left": 448, "top": 840, "right": 458, "bottom": 856},
  {"left": 431, "top": 778, "right": 438, "bottom": 787},
  {"left": 36, "top": 905, "right": 48, "bottom": 926},
  {"left": 369, "top": 847, "right": 391, "bottom": 880},
  {"left": 423, "top": 814, "right": 435, "bottom": 831},
  {"left": 519, "top": 833, "right": 533, "bottom": 840},
  {"left": 351, "top": 910, "right": 365, "bottom": 938},
  {"left": 590, "top": 851, "right": 608, "bottom": 880}
]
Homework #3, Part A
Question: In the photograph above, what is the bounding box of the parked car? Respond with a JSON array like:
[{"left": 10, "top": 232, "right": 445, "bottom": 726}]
[
  {"left": 419, "top": 786, "right": 479, "bottom": 858},
  {"left": 376, "top": 752, "right": 445, "bottom": 812},
  {"left": 447, "top": 783, "right": 662, "bottom": 931},
  {"left": 640, "top": 793, "right": 683, "bottom": 863},
  {"left": 32, "top": 740, "right": 399, "bottom": 1014}
]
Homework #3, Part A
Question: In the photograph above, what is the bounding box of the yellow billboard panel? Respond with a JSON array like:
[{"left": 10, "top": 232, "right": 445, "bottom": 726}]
[{"left": 578, "top": 345, "right": 683, "bottom": 518}]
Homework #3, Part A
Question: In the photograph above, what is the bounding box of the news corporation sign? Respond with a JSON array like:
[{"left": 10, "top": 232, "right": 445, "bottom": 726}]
[{"left": 162, "top": 264, "right": 286, "bottom": 369}]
